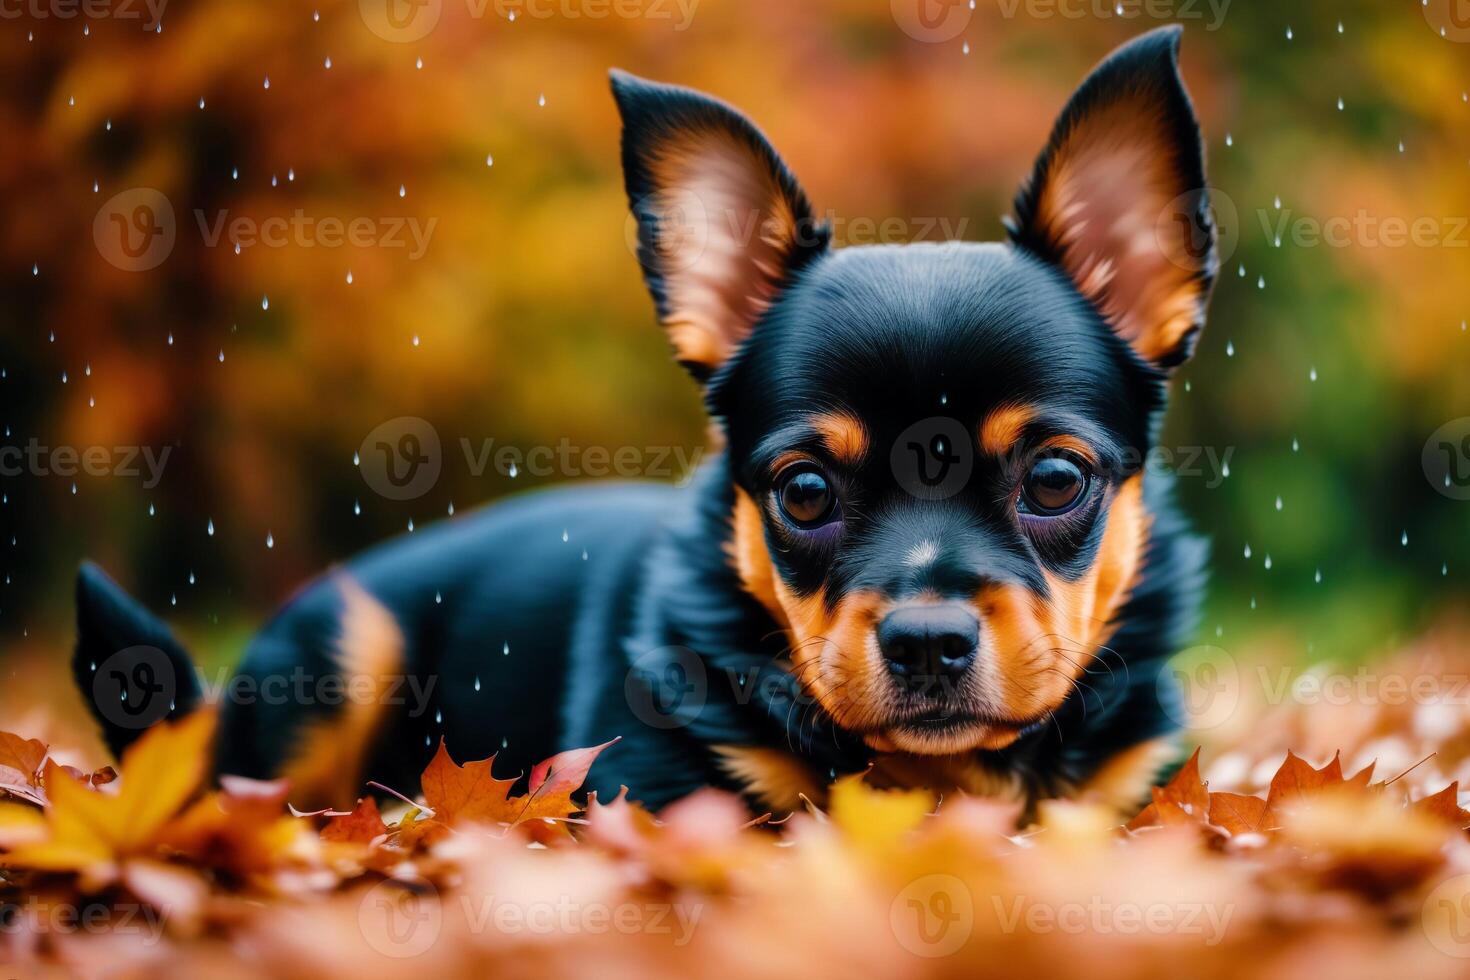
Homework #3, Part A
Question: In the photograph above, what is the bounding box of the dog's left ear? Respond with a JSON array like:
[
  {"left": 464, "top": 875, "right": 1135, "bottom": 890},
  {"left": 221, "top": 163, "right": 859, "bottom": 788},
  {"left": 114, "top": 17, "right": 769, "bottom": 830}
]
[
  {"left": 611, "top": 70, "right": 828, "bottom": 382},
  {"left": 1008, "top": 26, "right": 1217, "bottom": 370}
]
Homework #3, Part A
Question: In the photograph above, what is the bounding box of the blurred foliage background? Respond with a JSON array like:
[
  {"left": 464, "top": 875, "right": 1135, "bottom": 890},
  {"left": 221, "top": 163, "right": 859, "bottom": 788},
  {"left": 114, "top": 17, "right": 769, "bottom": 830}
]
[{"left": 1, "top": 0, "right": 1467, "bottom": 734}]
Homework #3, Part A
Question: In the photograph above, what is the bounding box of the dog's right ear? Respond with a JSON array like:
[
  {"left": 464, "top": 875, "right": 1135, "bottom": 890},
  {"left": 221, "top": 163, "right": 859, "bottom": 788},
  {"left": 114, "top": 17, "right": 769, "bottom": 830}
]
[{"left": 611, "top": 70, "right": 828, "bottom": 383}]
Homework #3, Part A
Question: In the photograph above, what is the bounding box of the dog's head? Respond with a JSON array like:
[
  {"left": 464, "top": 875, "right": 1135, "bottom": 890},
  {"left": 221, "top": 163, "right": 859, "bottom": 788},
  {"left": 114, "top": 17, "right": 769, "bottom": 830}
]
[{"left": 612, "top": 27, "right": 1216, "bottom": 756}]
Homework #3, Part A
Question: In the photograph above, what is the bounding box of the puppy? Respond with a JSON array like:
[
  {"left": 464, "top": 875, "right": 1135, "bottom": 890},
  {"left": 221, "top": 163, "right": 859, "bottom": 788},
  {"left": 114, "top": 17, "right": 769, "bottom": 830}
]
[{"left": 75, "top": 26, "right": 1214, "bottom": 815}]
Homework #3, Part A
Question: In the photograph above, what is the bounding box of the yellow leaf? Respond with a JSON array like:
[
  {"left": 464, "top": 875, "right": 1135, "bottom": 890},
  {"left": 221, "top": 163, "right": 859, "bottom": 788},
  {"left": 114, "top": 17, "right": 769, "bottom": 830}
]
[{"left": 828, "top": 773, "right": 933, "bottom": 851}]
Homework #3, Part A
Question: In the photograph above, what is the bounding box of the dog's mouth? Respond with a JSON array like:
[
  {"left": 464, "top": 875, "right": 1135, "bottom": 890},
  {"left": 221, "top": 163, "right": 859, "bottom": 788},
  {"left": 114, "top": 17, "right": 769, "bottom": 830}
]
[{"left": 866, "top": 707, "right": 1050, "bottom": 755}]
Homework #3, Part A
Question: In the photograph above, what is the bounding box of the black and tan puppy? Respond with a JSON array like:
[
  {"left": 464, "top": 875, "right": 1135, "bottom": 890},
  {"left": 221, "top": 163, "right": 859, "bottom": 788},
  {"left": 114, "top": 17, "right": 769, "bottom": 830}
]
[{"left": 75, "top": 27, "right": 1215, "bottom": 815}]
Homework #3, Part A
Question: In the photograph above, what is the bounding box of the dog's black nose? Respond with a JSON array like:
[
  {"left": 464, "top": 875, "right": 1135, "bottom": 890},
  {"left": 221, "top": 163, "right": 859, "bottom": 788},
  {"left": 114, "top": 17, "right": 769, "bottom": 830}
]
[{"left": 878, "top": 604, "right": 979, "bottom": 690}]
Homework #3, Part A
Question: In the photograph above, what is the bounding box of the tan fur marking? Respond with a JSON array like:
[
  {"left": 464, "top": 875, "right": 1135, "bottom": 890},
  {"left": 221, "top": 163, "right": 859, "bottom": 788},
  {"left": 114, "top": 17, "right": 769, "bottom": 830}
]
[
  {"left": 976, "top": 475, "right": 1149, "bottom": 730},
  {"left": 979, "top": 403, "right": 1036, "bottom": 456},
  {"left": 728, "top": 488, "right": 787, "bottom": 627},
  {"left": 1077, "top": 736, "right": 1182, "bottom": 813},
  {"left": 713, "top": 745, "right": 822, "bottom": 812},
  {"left": 279, "top": 577, "right": 405, "bottom": 810},
  {"left": 810, "top": 411, "right": 869, "bottom": 466}
]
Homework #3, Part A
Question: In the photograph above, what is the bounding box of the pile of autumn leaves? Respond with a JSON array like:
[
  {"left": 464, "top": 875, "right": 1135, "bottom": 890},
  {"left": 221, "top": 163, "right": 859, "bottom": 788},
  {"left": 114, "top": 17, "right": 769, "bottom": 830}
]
[{"left": 5, "top": 709, "right": 1470, "bottom": 977}]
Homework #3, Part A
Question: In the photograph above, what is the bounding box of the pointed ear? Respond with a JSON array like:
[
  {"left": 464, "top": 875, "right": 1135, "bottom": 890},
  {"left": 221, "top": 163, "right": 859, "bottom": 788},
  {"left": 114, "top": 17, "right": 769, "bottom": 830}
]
[
  {"left": 1008, "top": 27, "right": 1218, "bottom": 370},
  {"left": 611, "top": 70, "right": 829, "bottom": 382}
]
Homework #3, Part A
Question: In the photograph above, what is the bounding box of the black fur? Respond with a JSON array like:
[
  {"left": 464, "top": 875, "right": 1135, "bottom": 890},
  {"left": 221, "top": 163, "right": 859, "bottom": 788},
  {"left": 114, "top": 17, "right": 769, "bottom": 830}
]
[{"left": 74, "top": 28, "right": 1213, "bottom": 813}]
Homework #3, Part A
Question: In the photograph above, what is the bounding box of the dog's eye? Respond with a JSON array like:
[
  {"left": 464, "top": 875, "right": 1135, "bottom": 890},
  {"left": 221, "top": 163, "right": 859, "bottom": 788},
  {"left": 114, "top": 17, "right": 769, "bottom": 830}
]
[
  {"left": 1018, "top": 456, "right": 1089, "bottom": 516},
  {"left": 776, "top": 465, "right": 836, "bottom": 528}
]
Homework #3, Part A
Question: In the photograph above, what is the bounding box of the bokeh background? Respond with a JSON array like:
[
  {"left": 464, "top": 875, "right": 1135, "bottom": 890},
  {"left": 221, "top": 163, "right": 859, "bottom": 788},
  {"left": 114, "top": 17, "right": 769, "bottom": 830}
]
[{"left": 1, "top": 0, "right": 1467, "bottom": 743}]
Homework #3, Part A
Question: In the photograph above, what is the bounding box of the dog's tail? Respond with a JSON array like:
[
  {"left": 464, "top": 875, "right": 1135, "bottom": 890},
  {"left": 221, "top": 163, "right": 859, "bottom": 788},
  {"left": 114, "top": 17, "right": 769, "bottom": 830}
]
[{"left": 73, "top": 561, "right": 204, "bottom": 759}]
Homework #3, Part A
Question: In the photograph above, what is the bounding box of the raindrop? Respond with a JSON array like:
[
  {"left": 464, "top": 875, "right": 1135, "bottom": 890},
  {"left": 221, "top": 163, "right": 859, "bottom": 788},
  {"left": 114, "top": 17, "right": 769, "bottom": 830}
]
[
  {"left": 232, "top": 167, "right": 239, "bottom": 180},
  {"left": 1314, "top": 568, "right": 1322, "bottom": 584},
  {"left": 398, "top": 183, "right": 406, "bottom": 198},
  {"left": 1257, "top": 275, "right": 1266, "bottom": 289},
  {"left": 1444, "top": 562, "right": 1450, "bottom": 576},
  {"left": 435, "top": 591, "right": 442, "bottom": 604},
  {"left": 561, "top": 529, "right": 569, "bottom": 542},
  {"left": 1308, "top": 366, "right": 1317, "bottom": 381},
  {"left": 263, "top": 76, "right": 270, "bottom": 90},
  {"left": 411, "top": 334, "right": 420, "bottom": 347},
  {"left": 508, "top": 461, "right": 518, "bottom": 478},
  {"left": 148, "top": 502, "right": 156, "bottom": 516},
  {"left": 167, "top": 333, "right": 174, "bottom": 346},
  {"left": 501, "top": 737, "right": 508, "bottom": 749},
  {"left": 324, "top": 56, "right": 332, "bottom": 69},
  {"left": 415, "top": 57, "right": 423, "bottom": 70},
  {"left": 1398, "top": 140, "right": 1405, "bottom": 154},
  {"left": 474, "top": 676, "right": 481, "bottom": 691},
  {"left": 408, "top": 518, "right": 416, "bottom": 532},
  {"left": 261, "top": 295, "right": 270, "bottom": 310},
  {"left": 1275, "top": 495, "right": 1283, "bottom": 511},
  {"left": 447, "top": 502, "right": 455, "bottom": 515},
  {"left": 1336, "top": 20, "right": 1343, "bottom": 33},
  {"left": 1273, "top": 195, "right": 1281, "bottom": 209},
  {"left": 353, "top": 499, "right": 361, "bottom": 515},
  {"left": 962, "top": 41, "right": 969, "bottom": 55},
  {"left": 1225, "top": 133, "right": 1234, "bottom": 147},
  {"left": 199, "top": 97, "right": 206, "bottom": 109},
  {"left": 189, "top": 571, "right": 195, "bottom": 585},
  {"left": 288, "top": 168, "right": 295, "bottom": 182},
  {"left": 1225, "top": 340, "right": 1234, "bottom": 357},
  {"left": 1244, "top": 543, "right": 1252, "bottom": 559},
  {"left": 434, "top": 709, "right": 442, "bottom": 724},
  {"left": 353, "top": 451, "right": 361, "bottom": 466},
  {"left": 1336, "top": 97, "right": 1344, "bottom": 111},
  {"left": 1284, "top": 25, "right": 1293, "bottom": 40},
  {"left": 1238, "top": 264, "right": 1245, "bottom": 277},
  {"left": 207, "top": 518, "right": 215, "bottom": 536},
  {"left": 1401, "top": 530, "right": 1409, "bottom": 546},
  {"left": 538, "top": 93, "right": 546, "bottom": 107},
  {"left": 346, "top": 270, "right": 354, "bottom": 285},
  {"left": 486, "top": 153, "right": 494, "bottom": 167},
  {"left": 1292, "top": 437, "right": 1300, "bottom": 452},
  {"left": 265, "top": 531, "right": 274, "bottom": 549},
  {"left": 581, "top": 549, "right": 589, "bottom": 561},
  {"left": 218, "top": 349, "right": 225, "bottom": 363},
  {"left": 503, "top": 642, "right": 510, "bottom": 656}
]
